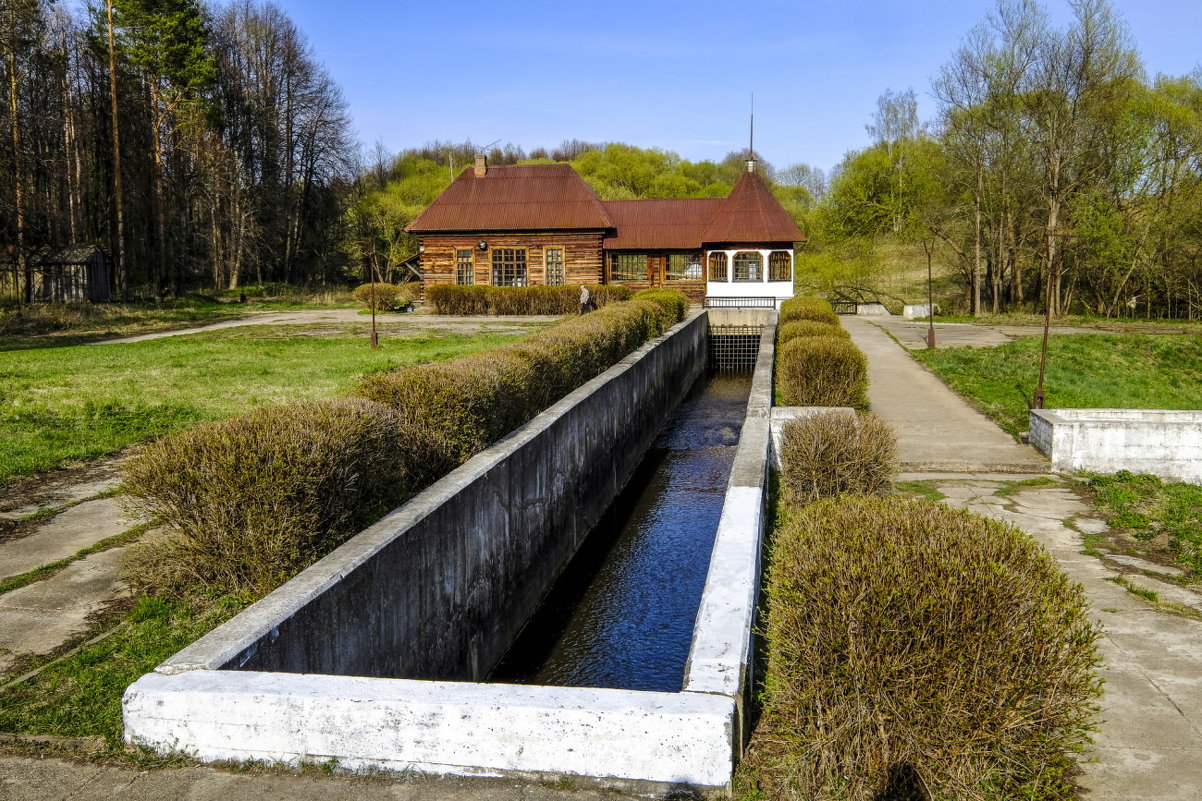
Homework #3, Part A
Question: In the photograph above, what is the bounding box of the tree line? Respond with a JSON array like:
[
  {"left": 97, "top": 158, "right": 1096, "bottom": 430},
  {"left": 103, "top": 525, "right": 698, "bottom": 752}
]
[
  {"left": 816, "top": 0, "right": 1202, "bottom": 319},
  {"left": 2, "top": 0, "right": 353, "bottom": 300}
]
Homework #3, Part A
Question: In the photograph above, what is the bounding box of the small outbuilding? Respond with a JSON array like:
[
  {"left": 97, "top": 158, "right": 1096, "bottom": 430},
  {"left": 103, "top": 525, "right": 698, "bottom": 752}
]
[{"left": 2, "top": 244, "right": 112, "bottom": 302}]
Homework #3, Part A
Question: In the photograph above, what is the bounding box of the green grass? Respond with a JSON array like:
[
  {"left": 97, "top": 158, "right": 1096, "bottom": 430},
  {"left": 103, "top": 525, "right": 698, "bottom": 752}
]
[
  {"left": 0, "top": 299, "right": 246, "bottom": 350},
  {"left": 0, "top": 596, "right": 240, "bottom": 750},
  {"left": 995, "top": 476, "right": 1061, "bottom": 497},
  {"left": 0, "top": 324, "right": 536, "bottom": 485},
  {"left": 1087, "top": 471, "right": 1202, "bottom": 576},
  {"left": 913, "top": 333, "right": 1202, "bottom": 439}
]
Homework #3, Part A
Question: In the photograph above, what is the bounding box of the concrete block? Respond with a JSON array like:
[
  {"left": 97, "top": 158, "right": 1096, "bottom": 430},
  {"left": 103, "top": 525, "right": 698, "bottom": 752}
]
[
  {"left": 124, "top": 671, "right": 736, "bottom": 789},
  {"left": 1030, "top": 409, "right": 1202, "bottom": 483}
]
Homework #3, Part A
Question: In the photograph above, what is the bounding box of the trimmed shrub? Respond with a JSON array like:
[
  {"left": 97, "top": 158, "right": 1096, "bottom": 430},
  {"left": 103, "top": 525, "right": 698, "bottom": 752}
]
[
  {"left": 777, "top": 335, "right": 868, "bottom": 408},
  {"left": 780, "top": 295, "right": 840, "bottom": 327},
  {"left": 359, "top": 296, "right": 683, "bottom": 459},
  {"left": 357, "top": 348, "right": 540, "bottom": 462},
  {"left": 632, "top": 288, "right": 690, "bottom": 321},
  {"left": 122, "top": 398, "right": 411, "bottom": 600},
  {"left": 779, "top": 411, "right": 896, "bottom": 504},
  {"left": 397, "top": 281, "right": 423, "bottom": 305},
  {"left": 423, "top": 284, "right": 633, "bottom": 315},
  {"left": 777, "top": 320, "right": 849, "bottom": 345},
  {"left": 757, "top": 496, "right": 1102, "bottom": 800},
  {"left": 352, "top": 282, "right": 403, "bottom": 310},
  {"left": 424, "top": 284, "right": 488, "bottom": 315}
]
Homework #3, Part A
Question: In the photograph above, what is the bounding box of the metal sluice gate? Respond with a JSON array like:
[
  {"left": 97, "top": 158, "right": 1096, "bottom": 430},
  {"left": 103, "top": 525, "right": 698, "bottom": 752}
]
[{"left": 708, "top": 325, "right": 763, "bottom": 372}]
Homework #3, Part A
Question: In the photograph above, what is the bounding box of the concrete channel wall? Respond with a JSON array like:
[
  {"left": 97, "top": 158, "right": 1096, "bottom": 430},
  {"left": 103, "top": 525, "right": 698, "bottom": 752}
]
[
  {"left": 124, "top": 309, "right": 777, "bottom": 796},
  {"left": 1030, "top": 408, "right": 1202, "bottom": 484}
]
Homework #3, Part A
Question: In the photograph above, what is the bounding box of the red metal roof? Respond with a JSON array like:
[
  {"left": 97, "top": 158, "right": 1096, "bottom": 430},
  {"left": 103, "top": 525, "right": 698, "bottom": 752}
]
[
  {"left": 701, "top": 170, "right": 804, "bottom": 244},
  {"left": 405, "top": 164, "right": 613, "bottom": 232},
  {"left": 601, "top": 198, "right": 724, "bottom": 249}
]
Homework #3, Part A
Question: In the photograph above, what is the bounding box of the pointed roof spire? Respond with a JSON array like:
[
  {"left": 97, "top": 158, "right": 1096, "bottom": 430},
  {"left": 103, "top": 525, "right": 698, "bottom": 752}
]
[{"left": 701, "top": 170, "right": 803, "bottom": 243}]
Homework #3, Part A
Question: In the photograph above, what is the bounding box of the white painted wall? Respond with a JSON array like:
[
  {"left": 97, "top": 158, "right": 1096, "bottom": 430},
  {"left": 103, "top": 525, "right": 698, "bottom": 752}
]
[
  {"left": 124, "top": 672, "right": 735, "bottom": 787},
  {"left": 1030, "top": 409, "right": 1202, "bottom": 483},
  {"left": 706, "top": 248, "right": 794, "bottom": 305}
]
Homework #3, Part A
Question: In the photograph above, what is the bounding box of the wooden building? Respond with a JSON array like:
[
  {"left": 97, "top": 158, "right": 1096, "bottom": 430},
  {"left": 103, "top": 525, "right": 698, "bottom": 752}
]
[
  {"left": 407, "top": 156, "right": 804, "bottom": 306},
  {"left": 1, "top": 244, "right": 111, "bottom": 303}
]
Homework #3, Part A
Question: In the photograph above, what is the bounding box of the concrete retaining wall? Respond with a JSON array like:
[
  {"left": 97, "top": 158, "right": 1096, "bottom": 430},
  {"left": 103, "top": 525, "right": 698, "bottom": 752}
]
[
  {"left": 125, "top": 309, "right": 780, "bottom": 794},
  {"left": 149, "top": 311, "right": 708, "bottom": 682},
  {"left": 1030, "top": 408, "right": 1202, "bottom": 483}
]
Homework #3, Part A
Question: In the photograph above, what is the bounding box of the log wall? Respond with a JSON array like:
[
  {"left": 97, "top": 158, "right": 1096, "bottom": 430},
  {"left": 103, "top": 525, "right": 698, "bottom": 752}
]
[{"left": 419, "top": 232, "right": 605, "bottom": 286}]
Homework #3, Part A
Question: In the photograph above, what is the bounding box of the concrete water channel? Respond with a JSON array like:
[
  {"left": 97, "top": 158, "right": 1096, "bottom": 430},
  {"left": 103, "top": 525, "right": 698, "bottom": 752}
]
[{"left": 123, "top": 309, "right": 776, "bottom": 797}]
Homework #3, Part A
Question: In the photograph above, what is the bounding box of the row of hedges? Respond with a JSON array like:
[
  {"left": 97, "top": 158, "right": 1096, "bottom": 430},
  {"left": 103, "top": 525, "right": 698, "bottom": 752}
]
[
  {"left": 123, "top": 290, "right": 688, "bottom": 601},
  {"left": 776, "top": 297, "right": 867, "bottom": 409},
  {"left": 751, "top": 324, "right": 1102, "bottom": 797},
  {"left": 424, "top": 284, "right": 632, "bottom": 315},
  {"left": 351, "top": 282, "right": 422, "bottom": 310}
]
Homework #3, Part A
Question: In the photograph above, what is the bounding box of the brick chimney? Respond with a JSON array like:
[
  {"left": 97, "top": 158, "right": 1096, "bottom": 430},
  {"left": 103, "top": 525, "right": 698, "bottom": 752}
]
[{"left": 474, "top": 154, "right": 487, "bottom": 177}]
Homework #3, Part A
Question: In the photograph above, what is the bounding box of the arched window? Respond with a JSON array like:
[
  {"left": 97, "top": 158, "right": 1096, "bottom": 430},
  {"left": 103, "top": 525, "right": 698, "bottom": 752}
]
[
  {"left": 769, "top": 250, "right": 792, "bottom": 282},
  {"left": 708, "top": 251, "right": 728, "bottom": 282},
  {"left": 733, "top": 251, "right": 762, "bottom": 282}
]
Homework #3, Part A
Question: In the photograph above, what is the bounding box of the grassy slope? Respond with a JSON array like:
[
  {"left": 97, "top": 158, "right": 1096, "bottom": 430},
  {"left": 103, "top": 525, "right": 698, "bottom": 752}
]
[
  {"left": 0, "top": 325, "right": 533, "bottom": 485},
  {"left": 914, "top": 333, "right": 1202, "bottom": 438}
]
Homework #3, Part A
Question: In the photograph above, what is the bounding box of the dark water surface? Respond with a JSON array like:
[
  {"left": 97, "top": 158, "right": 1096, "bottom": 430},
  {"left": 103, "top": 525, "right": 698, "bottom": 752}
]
[{"left": 489, "top": 372, "right": 752, "bottom": 692}]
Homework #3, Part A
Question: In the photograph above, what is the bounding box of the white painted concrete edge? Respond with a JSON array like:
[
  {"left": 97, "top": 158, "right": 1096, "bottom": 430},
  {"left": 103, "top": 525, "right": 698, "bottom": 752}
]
[
  {"left": 123, "top": 671, "right": 735, "bottom": 788},
  {"left": 684, "top": 316, "right": 775, "bottom": 700},
  {"left": 768, "top": 407, "right": 856, "bottom": 471},
  {"left": 155, "top": 312, "right": 706, "bottom": 675}
]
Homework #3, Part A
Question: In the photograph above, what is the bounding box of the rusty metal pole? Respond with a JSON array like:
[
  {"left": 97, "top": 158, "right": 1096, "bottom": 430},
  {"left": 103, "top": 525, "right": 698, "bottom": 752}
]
[
  {"left": 369, "top": 257, "right": 380, "bottom": 349},
  {"left": 926, "top": 244, "right": 936, "bottom": 349},
  {"left": 1033, "top": 262, "right": 1054, "bottom": 409}
]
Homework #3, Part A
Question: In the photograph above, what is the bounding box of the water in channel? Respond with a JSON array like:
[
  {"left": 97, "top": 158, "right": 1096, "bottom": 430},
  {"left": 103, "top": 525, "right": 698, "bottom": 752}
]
[{"left": 490, "top": 371, "right": 752, "bottom": 692}]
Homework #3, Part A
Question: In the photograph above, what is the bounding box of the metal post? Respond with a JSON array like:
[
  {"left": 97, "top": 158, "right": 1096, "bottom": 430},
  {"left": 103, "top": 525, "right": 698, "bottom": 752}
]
[
  {"left": 1033, "top": 262, "right": 1054, "bottom": 409},
  {"left": 369, "top": 256, "right": 380, "bottom": 349},
  {"left": 925, "top": 242, "right": 936, "bottom": 349}
]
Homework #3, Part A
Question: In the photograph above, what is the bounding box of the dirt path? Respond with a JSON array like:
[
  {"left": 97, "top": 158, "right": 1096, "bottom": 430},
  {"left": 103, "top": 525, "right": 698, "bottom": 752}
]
[{"left": 89, "top": 309, "right": 560, "bottom": 345}]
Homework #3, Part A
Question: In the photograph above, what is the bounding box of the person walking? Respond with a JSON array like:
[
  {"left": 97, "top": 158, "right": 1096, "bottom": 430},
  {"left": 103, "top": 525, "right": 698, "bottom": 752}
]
[{"left": 579, "top": 284, "right": 591, "bottom": 315}]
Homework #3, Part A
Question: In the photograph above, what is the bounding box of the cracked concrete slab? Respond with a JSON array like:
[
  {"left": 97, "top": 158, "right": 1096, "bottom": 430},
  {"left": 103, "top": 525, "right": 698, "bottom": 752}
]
[
  {"left": 0, "top": 498, "right": 139, "bottom": 584},
  {"left": 0, "top": 546, "right": 132, "bottom": 675}
]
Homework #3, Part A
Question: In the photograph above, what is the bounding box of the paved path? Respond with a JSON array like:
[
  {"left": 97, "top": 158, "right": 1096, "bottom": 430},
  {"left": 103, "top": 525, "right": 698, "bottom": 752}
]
[
  {"left": 89, "top": 310, "right": 559, "bottom": 345},
  {"left": 841, "top": 316, "right": 1048, "bottom": 472},
  {"left": 847, "top": 311, "right": 1202, "bottom": 800}
]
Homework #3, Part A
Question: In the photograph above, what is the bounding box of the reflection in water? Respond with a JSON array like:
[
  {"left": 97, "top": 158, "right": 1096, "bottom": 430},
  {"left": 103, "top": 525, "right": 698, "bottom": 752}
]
[{"left": 490, "top": 373, "right": 751, "bottom": 692}]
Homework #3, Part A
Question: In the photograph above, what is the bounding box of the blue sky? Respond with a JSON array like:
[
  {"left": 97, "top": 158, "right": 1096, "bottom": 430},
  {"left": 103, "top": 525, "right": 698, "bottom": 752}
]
[{"left": 280, "top": 0, "right": 1202, "bottom": 175}]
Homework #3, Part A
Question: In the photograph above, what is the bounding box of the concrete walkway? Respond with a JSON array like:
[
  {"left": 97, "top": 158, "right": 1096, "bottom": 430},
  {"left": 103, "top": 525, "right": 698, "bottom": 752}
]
[
  {"left": 846, "top": 315, "right": 1202, "bottom": 800},
  {"left": 841, "top": 316, "right": 1048, "bottom": 472}
]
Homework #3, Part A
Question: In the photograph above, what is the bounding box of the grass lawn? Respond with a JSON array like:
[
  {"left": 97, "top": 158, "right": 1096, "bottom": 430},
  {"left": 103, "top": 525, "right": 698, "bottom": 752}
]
[
  {"left": 0, "top": 288, "right": 363, "bottom": 351},
  {"left": 0, "top": 596, "right": 241, "bottom": 754},
  {"left": 913, "top": 333, "right": 1202, "bottom": 439},
  {"left": 0, "top": 323, "right": 539, "bottom": 485}
]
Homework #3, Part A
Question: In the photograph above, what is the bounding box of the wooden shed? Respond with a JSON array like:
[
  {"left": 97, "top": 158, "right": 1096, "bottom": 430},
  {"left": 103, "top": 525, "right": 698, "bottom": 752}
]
[{"left": 2, "top": 244, "right": 112, "bottom": 302}]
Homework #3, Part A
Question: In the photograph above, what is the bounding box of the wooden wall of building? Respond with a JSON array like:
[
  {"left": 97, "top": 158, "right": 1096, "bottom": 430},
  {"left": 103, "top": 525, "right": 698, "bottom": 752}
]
[{"left": 418, "top": 232, "right": 605, "bottom": 286}]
